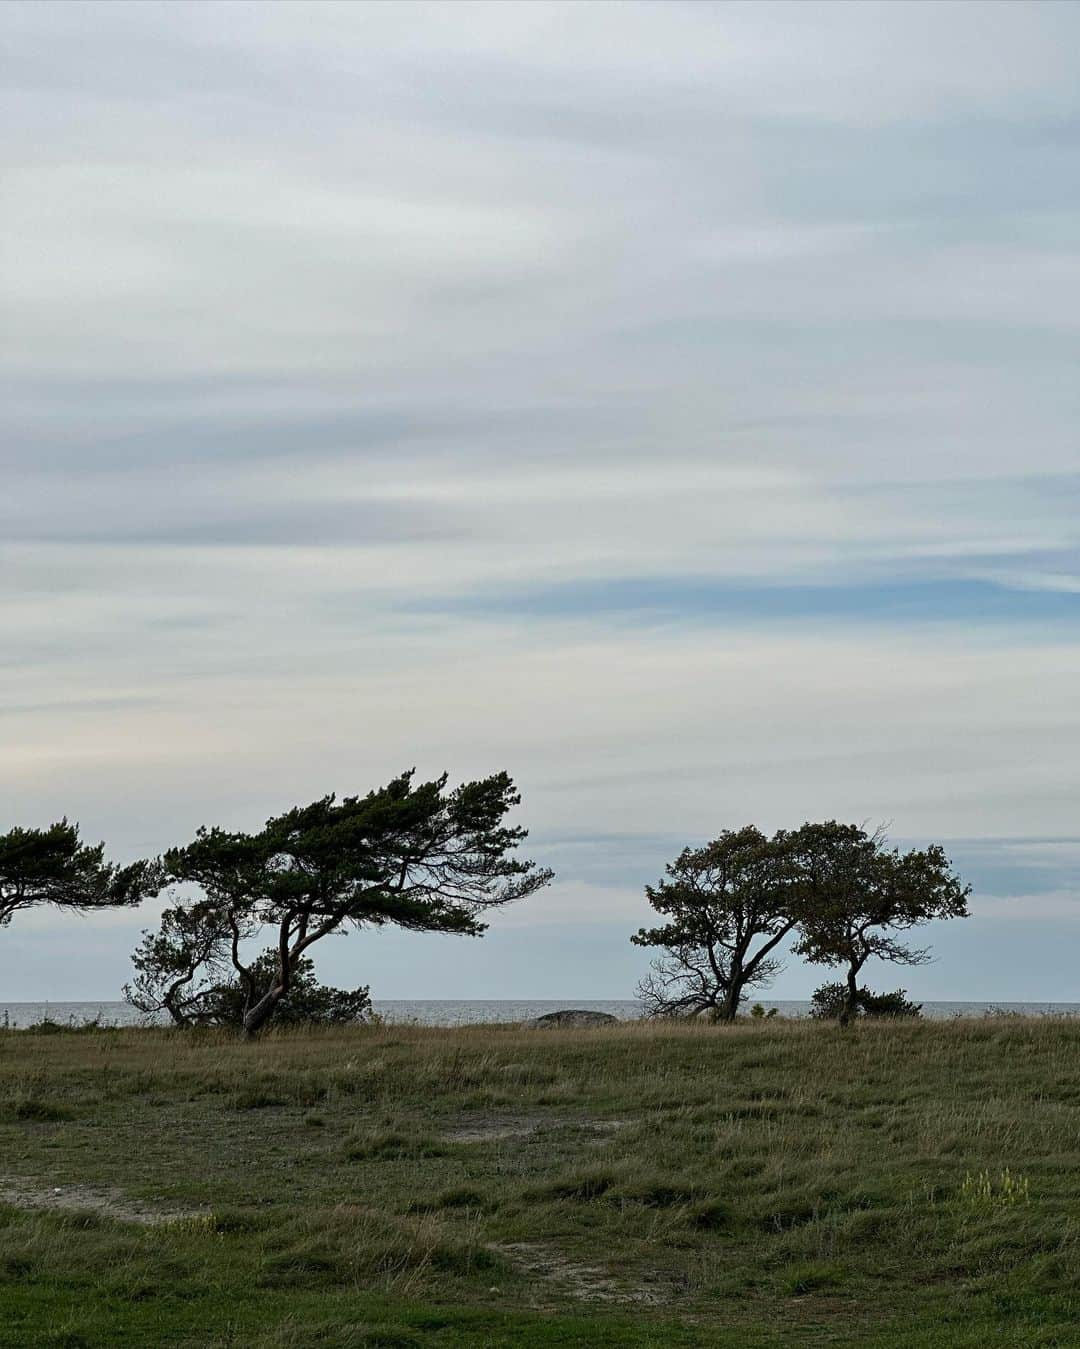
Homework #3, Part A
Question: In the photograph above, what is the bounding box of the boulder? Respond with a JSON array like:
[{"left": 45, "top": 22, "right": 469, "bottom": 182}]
[{"left": 528, "top": 1009, "right": 619, "bottom": 1028}]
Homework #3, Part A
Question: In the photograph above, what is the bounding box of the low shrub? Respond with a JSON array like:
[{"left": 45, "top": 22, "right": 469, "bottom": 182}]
[{"left": 810, "top": 984, "right": 922, "bottom": 1021}]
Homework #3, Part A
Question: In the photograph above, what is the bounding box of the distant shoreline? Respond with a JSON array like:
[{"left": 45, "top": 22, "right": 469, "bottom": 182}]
[{"left": 3, "top": 997, "right": 1080, "bottom": 1030}]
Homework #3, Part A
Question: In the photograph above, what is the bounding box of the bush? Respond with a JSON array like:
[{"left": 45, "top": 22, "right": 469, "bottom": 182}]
[
  {"left": 23, "top": 1016, "right": 111, "bottom": 1036},
  {"left": 810, "top": 983, "right": 922, "bottom": 1021},
  {"left": 203, "top": 950, "right": 371, "bottom": 1029}
]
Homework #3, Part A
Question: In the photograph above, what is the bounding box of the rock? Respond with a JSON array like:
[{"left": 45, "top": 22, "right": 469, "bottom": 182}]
[{"left": 528, "top": 1009, "right": 619, "bottom": 1028}]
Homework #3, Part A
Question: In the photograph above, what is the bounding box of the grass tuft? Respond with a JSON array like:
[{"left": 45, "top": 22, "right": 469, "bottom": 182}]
[
  {"left": 344, "top": 1131, "right": 448, "bottom": 1162},
  {"left": 540, "top": 1171, "right": 617, "bottom": 1202},
  {"left": 12, "top": 1098, "right": 78, "bottom": 1123},
  {"left": 781, "top": 1261, "right": 848, "bottom": 1296}
]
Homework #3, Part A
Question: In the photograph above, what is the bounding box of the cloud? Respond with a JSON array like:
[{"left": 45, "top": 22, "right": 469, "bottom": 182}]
[
  {"left": 972, "top": 890, "right": 1080, "bottom": 922},
  {"left": 2, "top": 1, "right": 1079, "bottom": 1000},
  {"left": 413, "top": 576, "right": 1080, "bottom": 627},
  {"left": 490, "top": 880, "right": 653, "bottom": 931}
]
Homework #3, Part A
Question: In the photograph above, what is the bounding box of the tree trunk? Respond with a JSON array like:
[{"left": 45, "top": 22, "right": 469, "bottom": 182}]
[
  {"left": 838, "top": 963, "right": 860, "bottom": 1029},
  {"left": 718, "top": 982, "right": 742, "bottom": 1023},
  {"left": 242, "top": 985, "right": 285, "bottom": 1037},
  {"left": 162, "top": 989, "right": 184, "bottom": 1027},
  {"left": 241, "top": 937, "right": 297, "bottom": 1037}
]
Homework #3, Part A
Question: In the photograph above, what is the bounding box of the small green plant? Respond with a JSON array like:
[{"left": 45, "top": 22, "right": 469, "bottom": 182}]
[
  {"left": 749, "top": 1004, "right": 778, "bottom": 1019},
  {"left": 959, "top": 1168, "right": 1030, "bottom": 1209}
]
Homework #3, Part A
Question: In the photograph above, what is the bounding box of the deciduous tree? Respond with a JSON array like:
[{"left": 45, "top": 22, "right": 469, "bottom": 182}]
[
  {"left": 791, "top": 822, "right": 969, "bottom": 1027},
  {"left": 632, "top": 826, "right": 800, "bottom": 1021}
]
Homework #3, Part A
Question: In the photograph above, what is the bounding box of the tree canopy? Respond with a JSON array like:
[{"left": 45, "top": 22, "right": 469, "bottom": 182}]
[
  {"left": 631, "top": 826, "right": 801, "bottom": 1021},
  {"left": 129, "top": 770, "right": 551, "bottom": 1034},
  {"left": 791, "top": 822, "right": 969, "bottom": 1026},
  {"left": 0, "top": 820, "right": 159, "bottom": 930},
  {"left": 631, "top": 821, "right": 969, "bottom": 1025}
]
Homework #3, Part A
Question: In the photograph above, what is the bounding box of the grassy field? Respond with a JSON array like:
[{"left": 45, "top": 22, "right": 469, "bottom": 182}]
[{"left": 1, "top": 1016, "right": 1079, "bottom": 1347}]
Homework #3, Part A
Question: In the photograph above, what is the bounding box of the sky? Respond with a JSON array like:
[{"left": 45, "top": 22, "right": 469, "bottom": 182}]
[{"left": 2, "top": 0, "right": 1079, "bottom": 1003}]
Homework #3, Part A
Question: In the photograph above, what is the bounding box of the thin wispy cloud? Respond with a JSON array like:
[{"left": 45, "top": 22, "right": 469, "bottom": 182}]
[{"left": 2, "top": 0, "right": 1077, "bottom": 998}]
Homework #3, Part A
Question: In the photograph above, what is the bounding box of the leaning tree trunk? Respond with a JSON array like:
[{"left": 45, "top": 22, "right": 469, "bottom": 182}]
[
  {"left": 242, "top": 985, "right": 286, "bottom": 1037},
  {"left": 241, "top": 930, "right": 300, "bottom": 1036}
]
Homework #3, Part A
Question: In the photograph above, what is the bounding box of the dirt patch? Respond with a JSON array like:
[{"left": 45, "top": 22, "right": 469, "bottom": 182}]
[
  {"left": 442, "top": 1116, "right": 542, "bottom": 1143},
  {"left": 442, "top": 1116, "right": 631, "bottom": 1144},
  {"left": 0, "top": 1176, "right": 204, "bottom": 1226},
  {"left": 495, "top": 1241, "right": 667, "bottom": 1304}
]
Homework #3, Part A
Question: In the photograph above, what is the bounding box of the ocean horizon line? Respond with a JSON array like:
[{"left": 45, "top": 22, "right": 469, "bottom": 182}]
[{"left": 3, "top": 997, "right": 1080, "bottom": 1031}]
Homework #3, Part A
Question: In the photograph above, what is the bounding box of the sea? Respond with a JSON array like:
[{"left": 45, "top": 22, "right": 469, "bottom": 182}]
[{"left": 2, "top": 999, "right": 1080, "bottom": 1029}]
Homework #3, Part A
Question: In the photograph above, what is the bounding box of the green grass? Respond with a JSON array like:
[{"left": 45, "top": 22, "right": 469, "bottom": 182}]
[{"left": 1, "top": 1017, "right": 1079, "bottom": 1345}]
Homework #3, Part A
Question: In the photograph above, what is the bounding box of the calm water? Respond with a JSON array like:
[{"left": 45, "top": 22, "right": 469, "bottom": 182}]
[{"left": 2, "top": 999, "right": 1080, "bottom": 1029}]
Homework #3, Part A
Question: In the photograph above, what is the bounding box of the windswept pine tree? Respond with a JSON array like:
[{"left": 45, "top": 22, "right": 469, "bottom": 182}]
[{"left": 127, "top": 770, "right": 551, "bottom": 1035}]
